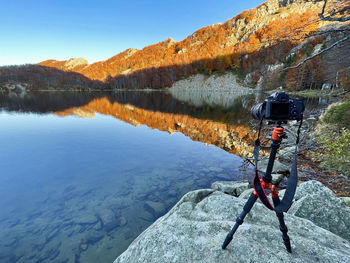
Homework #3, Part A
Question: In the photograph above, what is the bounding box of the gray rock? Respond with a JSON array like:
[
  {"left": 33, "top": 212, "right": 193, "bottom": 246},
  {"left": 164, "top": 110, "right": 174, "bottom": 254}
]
[
  {"left": 271, "top": 173, "right": 284, "bottom": 185},
  {"left": 278, "top": 146, "right": 296, "bottom": 164},
  {"left": 211, "top": 181, "right": 250, "bottom": 197},
  {"left": 340, "top": 197, "right": 350, "bottom": 206},
  {"left": 258, "top": 159, "right": 289, "bottom": 174},
  {"left": 238, "top": 188, "right": 254, "bottom": 199},
  {"left": 114, "top": 188, "right": 350, "bottom": 263},
  {"left": 278, "top": 189, "right": 286, "bottom": 198},
  {"left": 321, "top": 83, "right": 332, "bottom": 91},
  {"left": 289, "top": 180, "right": 350, "bottom": 241},
  {"left": 244, "top": 73, "right": 252, "bottom": 85}
]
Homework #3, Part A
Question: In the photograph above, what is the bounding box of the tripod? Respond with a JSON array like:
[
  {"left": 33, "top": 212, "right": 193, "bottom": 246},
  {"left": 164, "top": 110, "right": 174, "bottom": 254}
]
[{"left": 222, "top": 124, "right": 292, "bottom": 253}]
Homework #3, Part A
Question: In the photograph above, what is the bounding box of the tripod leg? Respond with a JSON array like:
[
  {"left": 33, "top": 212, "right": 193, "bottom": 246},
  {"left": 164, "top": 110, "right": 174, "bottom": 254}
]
[
  {"left": 272, "top": 197, "right": 292, "bottom": 253},
  {"left": 222, "top": 193, "right": 258, "bottom": 249}
]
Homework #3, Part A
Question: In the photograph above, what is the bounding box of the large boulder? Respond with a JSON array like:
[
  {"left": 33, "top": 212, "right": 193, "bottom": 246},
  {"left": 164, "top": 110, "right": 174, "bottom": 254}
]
[
  {"left": 288, "top": 180, "right": 350, "bottom": 241},
  {"left": 114, "top": 188, "right": 350, "bottom": 263}
]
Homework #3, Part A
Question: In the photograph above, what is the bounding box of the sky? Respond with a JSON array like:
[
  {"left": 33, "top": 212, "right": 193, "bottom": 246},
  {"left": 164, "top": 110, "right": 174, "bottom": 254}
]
[{"left": 0, "top": 0, "right": 265, "bottom": 66}]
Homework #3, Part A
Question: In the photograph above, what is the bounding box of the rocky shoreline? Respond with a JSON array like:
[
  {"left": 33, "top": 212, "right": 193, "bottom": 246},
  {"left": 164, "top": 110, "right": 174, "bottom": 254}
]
[
  {"left": 114, "top": 180, "right": 350, "bottom": 263},
  {"left": 169, "top": 72, "right": 256, "bottom": 108}
]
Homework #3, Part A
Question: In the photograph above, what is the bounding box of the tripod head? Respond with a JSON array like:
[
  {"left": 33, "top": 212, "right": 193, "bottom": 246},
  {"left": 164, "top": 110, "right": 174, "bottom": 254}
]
[{"left": 267, "top": 120, "right": 288, "bottom": 126}]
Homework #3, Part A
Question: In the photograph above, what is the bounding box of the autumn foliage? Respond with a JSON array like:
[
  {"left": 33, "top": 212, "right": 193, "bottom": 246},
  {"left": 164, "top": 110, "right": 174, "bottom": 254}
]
[
  {"left": 36, "top": 2, "right": 330, "bottom": 90},
  {"left": 55, "top": 97, "right": 256, "bottom": 157}
]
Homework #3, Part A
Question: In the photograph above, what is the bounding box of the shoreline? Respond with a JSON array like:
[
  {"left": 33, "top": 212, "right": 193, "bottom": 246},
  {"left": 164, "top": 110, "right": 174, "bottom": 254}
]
[{"left": 114, "top": 180, "right": 350, "bottom": 262}]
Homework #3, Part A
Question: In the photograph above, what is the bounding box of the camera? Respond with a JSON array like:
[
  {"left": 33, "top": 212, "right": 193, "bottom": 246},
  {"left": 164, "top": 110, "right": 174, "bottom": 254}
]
[{"left": 251, "top": 92, "right": 304, "bottom": 121}]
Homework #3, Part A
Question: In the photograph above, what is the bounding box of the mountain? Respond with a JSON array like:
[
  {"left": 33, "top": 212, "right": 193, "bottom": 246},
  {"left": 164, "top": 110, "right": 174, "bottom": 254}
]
[{"left": 2, "top": 0, "right": 350, "bottom": 91}]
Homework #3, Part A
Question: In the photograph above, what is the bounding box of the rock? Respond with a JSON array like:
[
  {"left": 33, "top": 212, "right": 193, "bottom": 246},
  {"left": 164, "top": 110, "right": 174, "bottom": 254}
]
[
  {"left": 145, "top": 201, "right": 167, "bottom": 216},
  {"left": 278, "top": 146, "right": 296, "bottom": 164},
  {"left": 64, "top": 58, "right": 89, "bottom": 70},
  {"left": 169, "top": 73, "right": 254, "bottom": 108},
  {"left": 278, "top": 189, "right": 286, "bottom": 198},
  {"left": 86, "top": 231, "right": 105, "bottom": 245},
  {"left": 96, "top": 209, "right": 120, "bottom": 232},
  {"left": 258, "top": 159, "right": 289, "bottom": 174},
  {"left": 79, "top": 242, "right": 88, "bottom": 251},
  {"left": 114, "top": 188, "right": 350, "bottom": 263},
  {"left": 244, "top": 73, "right": 252, "bottom": 85},
  {"left": 211, "top": 181, "right": 250, "bottom": 197},
  {"left": 238, "top": 188, "right": 254, "bottom": 199},
  {"left": 74, "top": 213, "right": 98, "bottom": 226},
  {"left": 271, "top": 173, "right": 284, "bottom": 185},
  {"left": 340, "top": 197, "right": 350, "bottom": 206},
  {"left": 312, "top": 43, "right": 323, "bottom": 56},
  {"left": 321, "top": 83, "right": 332, "bottom": 91},
  {"left": 288, "top": 180, "right": 350, "bottom": 241}
]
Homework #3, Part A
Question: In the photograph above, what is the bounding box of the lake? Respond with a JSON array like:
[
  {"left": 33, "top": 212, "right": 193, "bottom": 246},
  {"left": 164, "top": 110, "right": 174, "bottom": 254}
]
[{"left": 0, "top": 90, "right": 328, "bottom": 263}]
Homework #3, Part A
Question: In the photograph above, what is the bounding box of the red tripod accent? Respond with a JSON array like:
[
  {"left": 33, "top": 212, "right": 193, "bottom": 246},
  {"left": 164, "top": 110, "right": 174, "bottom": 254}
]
[
  {"left": 271, "top": 126, "right": 285, "bottom": 141},
  {"left": 252, "top": 126, "right": 285, "bottom": 198},
  {"left": 253, "top": 179, "right": 279, "bottom": 199}
]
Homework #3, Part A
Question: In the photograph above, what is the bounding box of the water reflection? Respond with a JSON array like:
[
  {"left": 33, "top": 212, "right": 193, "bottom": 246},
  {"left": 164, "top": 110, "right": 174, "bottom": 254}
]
[
  {"left": 0, "top": 90, "right": 331, "bottom": 263},
  {"left": 1, "top": 90, "right": 261, "bottom": 156},
  {"left": 55, "top": 97, "right": 257, "bottom": 157}
]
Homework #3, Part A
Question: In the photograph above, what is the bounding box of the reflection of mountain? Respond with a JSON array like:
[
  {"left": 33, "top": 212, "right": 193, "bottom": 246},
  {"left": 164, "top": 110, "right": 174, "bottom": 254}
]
[
  {"left": 0, "top": 91, "right": 106, "bottom": 113},
  {"left": 0, "top": 90, "right": 327, "bottom": 157},
  {"left": 0, "top": 91, "right": 257, "bottom": 125},
  {"left": 55, "top": 97, "right": 256, "bottom": 157}
]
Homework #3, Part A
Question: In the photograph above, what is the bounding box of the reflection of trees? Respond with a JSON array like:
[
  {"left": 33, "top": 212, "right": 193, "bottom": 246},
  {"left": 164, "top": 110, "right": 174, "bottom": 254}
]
[
  {"left": 55, "top": 97, "right": 256, "bottom": 157},
  {"left": 0, "top": 91, "right": 257, "bottom": 125},
  {"left": 0, "top": 91, "right": 106, "bottom": 113}
]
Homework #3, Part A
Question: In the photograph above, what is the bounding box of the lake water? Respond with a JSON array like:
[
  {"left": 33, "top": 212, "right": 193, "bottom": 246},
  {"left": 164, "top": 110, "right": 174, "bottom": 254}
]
[{"left": 0, "top": 90, "right": 328, "bottom": 263}]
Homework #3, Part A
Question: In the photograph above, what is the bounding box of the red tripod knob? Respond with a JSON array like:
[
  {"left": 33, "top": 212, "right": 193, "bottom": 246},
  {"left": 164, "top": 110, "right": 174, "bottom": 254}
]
[{"left": 272, "top": 127, "right": 284, "bottom": 141}]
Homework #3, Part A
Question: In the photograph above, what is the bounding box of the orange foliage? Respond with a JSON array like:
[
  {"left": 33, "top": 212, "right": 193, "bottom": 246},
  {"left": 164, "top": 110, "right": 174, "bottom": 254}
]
[
  {"left": 55, "top": 98, "right": 256, "bottom": 157},
  {"left": 38, "top": 4, "right": 327, "bottom": 89}
]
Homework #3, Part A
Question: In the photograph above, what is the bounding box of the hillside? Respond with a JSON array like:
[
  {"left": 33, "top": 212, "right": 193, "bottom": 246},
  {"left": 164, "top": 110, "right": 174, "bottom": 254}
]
[{"left": 2, "top": 0, "right": 350, "bottom": 91}]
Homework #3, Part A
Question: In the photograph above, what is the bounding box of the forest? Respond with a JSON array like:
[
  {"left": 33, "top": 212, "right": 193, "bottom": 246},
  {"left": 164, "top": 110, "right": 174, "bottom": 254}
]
[{"left": 1, "top": 0, "right": 349, "bottom": 92}]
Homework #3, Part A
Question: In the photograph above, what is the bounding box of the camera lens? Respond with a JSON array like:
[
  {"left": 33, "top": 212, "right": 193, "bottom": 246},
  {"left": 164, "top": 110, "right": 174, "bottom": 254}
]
[{"left": 251, "top": 102, "right": 265, "bottom": 120}]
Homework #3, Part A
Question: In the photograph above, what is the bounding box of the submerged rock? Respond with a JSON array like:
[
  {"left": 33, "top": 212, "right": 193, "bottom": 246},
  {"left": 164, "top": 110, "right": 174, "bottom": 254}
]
[
  {"left": 96, "top": 209, "right": 122, "bottom": 232},
  {"left": 114, "top": 186, "right": 350, "bottom": 263}
]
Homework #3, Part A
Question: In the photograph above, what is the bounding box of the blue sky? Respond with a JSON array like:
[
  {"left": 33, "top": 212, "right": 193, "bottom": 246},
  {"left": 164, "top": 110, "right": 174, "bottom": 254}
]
[{"left": 0, "top": 0, "right": 265, "bottom": 66}]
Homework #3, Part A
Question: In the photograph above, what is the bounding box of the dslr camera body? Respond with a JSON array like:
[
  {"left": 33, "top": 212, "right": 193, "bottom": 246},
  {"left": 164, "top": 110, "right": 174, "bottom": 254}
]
[{"left": 251, "top": 92, "right": 304, "bottom": 121}]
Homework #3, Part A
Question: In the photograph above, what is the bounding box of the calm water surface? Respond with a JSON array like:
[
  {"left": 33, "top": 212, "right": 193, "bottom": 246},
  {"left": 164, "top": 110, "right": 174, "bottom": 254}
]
[{"left": 0, "top": 90, "right": 329, "bottom": 263}]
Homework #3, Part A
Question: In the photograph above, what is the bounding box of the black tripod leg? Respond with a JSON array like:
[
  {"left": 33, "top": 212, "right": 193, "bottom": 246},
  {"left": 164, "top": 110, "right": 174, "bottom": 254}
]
[
  {"left": 222, "top": 193, "right": 258, "bottom": 249},
  {"left": 272, "top": 197, "right": 292, "bottom": 253}
]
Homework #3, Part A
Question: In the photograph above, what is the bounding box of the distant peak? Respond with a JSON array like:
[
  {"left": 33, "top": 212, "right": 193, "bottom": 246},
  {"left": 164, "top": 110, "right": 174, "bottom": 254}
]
[
  {"left": 64, "top": 58, "right": 89, "bottom": 69},
  {"left": 166, "top": 37, "right": 176, "bottom": 47}
]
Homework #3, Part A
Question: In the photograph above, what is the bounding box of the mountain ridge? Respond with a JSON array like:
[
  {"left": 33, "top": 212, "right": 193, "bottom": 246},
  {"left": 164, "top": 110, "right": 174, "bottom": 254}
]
[
  {"left": 2, "top": 0, "right": 349, "bottom": 91},
  {"left": 39, "top": 0, "right": 330, "bottom": 80}
]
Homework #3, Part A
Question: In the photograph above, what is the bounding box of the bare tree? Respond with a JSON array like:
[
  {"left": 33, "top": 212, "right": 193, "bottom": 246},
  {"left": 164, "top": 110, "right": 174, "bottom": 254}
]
[{"left": 319, "top": 0, "right": 350, "bottom": 22}]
